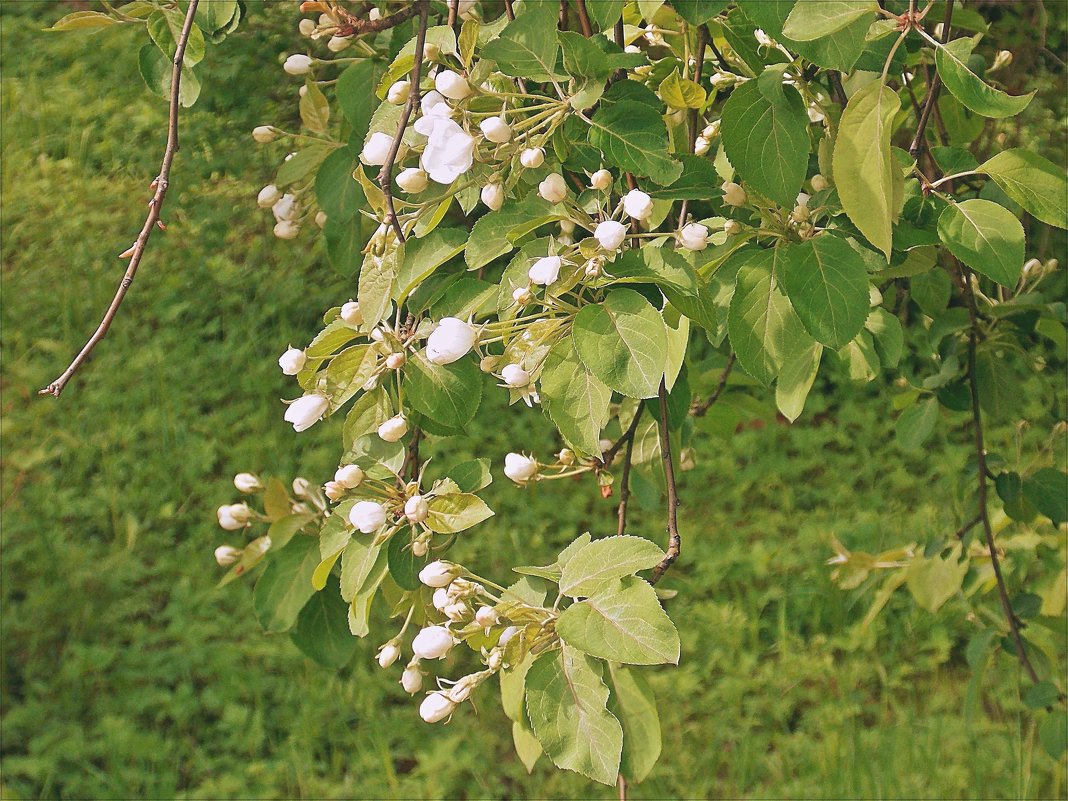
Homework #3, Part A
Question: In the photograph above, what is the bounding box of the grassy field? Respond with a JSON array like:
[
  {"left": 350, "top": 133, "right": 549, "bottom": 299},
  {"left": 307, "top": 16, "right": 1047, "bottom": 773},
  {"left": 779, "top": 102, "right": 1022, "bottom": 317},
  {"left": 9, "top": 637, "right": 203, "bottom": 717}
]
[{"left": 1, "top": 4, "right": 1065, "bottom": 799}]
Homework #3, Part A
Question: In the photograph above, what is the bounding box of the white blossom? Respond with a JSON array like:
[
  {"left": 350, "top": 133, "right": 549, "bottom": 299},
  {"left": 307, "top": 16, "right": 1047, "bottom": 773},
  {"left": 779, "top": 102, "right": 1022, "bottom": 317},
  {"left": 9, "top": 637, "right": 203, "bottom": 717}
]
[
  {"left": 278, "top": 346, "right": 306, "bottom": 375},
  {"left": 284, "top": 394, "right": 329, "bottom": 432},
  {"left": 340, "top": 301, "right": 363, "bottom": 326},
  {"left": 594, "top": 220, "right": 627, "bottom": 251},
  {"left": 528, "top": 256, "right": 561, "bottom": 286},
  {"left": 503, "top": 453, "right": 537, "bottom": 483},
  {"left": 401, "top": 663, "right": 423, "bottom": 694},
  {"left": 378, "top": 414, "right": 408, "bottom": 442},
  {"left": 420, "top": 691, "right": 456, "bottom": 723},
  {"left": 679, "top": 222, "right": 709, "bottom": 251},
  {"left": 519, "top": 147, "right": 545, "bottom": 169},
  {"left": 501, "top": 364, "right": 530, "bottom": 387},
  {"left": 377, "top": 642, "right": 401, "bottom": 668},
  {"left": 722, "top": 181, "right": 747, "bottom": 207},
  {"left": 479, "top": 116, "right": 512, "bottom": 143},
  {"left": 412, "top": 625, "right": 455, "bottom": 659},
  {"left": 387, "top": 80, "right": 411, "bottom": 105},
  {"left": 283, "top": 54, "right": 313, "bottom": 75},
  {"left": 810, "top": 174, "right": 830, "bottom": 192},
  {"left": 623, "top": 189, "right": 653, "bottom": 220},
  {"left": 481, "top": 183, "right": 504, "bottom": 210},
  {"left": 349, "top": 500, "right": 388, "bottom": 533},
  {"left": 327, "top": 35, "right": 350, "bottom": 52},
  {"left": 361, "top": 131, "right": 395, "bottom": 166},
  {"left": 589, "top": 169, "right": 613, "bottom": 191},
  {"left": 404, "top": 494, "right": 429, "bottom": 523},
  {"left": 419, "top": 560, "right": 459, "bottom": 588},
  {"left": 435, "top": 69, "right": 471, "bottom": 100},
  {"left": 334, "top": 464, "right": 365, "bottom": 489},
  {"left": 252, "top": 126, "right": 277, "bottom": 143},
  {"left": 418, "top": 118, "right": 475, "bottom": 184},
  {"left": 257, "top": 184, "right": 281, "bottom": 208},
  {"left": 214, "top": 545, "right": 242, "bottom": 565},
  {"left": 396, "top": 167, "right": 429, "bottom": 193},
  {"left": 426, "top": 317, "right": 477, "bottom": 364},
  {"left": 538, "top": 173, "right": 567, "bottom": 203},
  {"left": 233, "top": 473, "right": 263, "bottom": 494}
]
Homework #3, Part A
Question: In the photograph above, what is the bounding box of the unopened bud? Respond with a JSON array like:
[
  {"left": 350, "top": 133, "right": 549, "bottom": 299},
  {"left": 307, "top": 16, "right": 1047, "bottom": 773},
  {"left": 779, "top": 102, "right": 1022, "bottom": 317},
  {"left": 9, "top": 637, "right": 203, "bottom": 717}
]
[
  {"left": 233, "top": 473, "right": 263, "bottom": 494},
  {"left": 419, "top": 560, "right": 459, "bottom": 588},
  {"left": 377, "top": 642, "right": 401, "bottom": 668},
  {"left": 386, "top": 352, "right": 407, "bottom": 370},
  {"left": 214, "top": 545, "right": 242, "bottom": 566},
  {"left": 252, "top": 125, "right": 277, "bottom": 143},
  {"left": 558, "top": 448, "right": 575, "bottom": 465},
  {"left": 401, "top": 663, "right": 423, "bottom": 694},
  {"left": 475, "top": 606, "right": 498, "bottom": 627}
]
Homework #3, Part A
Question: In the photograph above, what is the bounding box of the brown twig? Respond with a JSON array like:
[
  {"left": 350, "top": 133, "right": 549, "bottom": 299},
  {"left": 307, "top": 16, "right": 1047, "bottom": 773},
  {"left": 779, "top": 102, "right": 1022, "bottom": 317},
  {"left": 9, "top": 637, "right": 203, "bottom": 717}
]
[
  {"left": 650, "top": 381, "right": 680, "bottom": 584},
  {"left": 601, "top": 404, "right": 645, "bottom": 468},
  {"left": 445, "top": 0, "right": 458, "bottom": 33},
  {"left": 908, "top": 0, "right": 953, "bottom": 158},
  {"left": 404, "top": 426, "right": 423, "bottom": 481},
  {"left": 960, "top": 264, "right": 1041, "bottom": 686},
  {"left": 574, "top": 0, "right": 593, "bottom": 36},
  {"left": 377, "top": 0, "right": 429, "bottom": 244},
  {"left": 954, "top": 513, "right": 982, "bottom": 540},
  {"left": 691, "top": 353, "right": 736, "bottom": 417},
  {"left": 614, "top": 405, "right": 643, "bottom": 537},
  {"left": 335, "top": 2, "right": 420, "bottom": 36},
  {"left": 827, "top": 70, "right": 848, "bottom": 107},
  {"left": 503, "top": 0, "right": 515, "bottom": 21},
  {"left": 39, "top": 0, "right": 200, "bottom": 398}
]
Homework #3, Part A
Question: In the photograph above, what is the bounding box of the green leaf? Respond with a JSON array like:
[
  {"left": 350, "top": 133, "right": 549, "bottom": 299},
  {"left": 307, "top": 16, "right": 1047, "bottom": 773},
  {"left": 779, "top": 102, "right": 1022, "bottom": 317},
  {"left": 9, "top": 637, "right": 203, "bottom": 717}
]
[
  {"left": 465, "top": 196, "right": 555, "bottom": 271},
  {"left": 556, "top": 577, "right": 680, "bottom": 665},
  {"left": 895, "top": 397, "right": 938, "bottom": 451},
  {"left": 833, "top": 80, "right": 900, "bottom": 259},
  {"left": 448, "top": 458, "right": 493, "bottom": 493},
  {"left": 1023, "top": 680, "right": 1061, "bottom": 711},
  {"left": 775, "top": 340, "right": 822, "bottom": 423},
  {"left": 1039, "top": 711, "right": 1068, "bottom": 759},
  {"left": 338, "top": 60, "right": 383, "bottom": 140},
  {"left": 978, "top": 149, "right": 1068, "bottom": 229},
  {"left": 196, "top": 0, "right": 238, "bottom": 34},
  {"left": 1023, "top": 468, "right": 1068, "bottom": 526},
  {"left": 267, "top": 513, "right": 316, "bottom": 552},
  {"left": 299, "top": 78, "right": 330, "bottom": 133},
  {"left": 347, "top": 549, "right": 389, "bottom": 637},
  {"left": 779, "top": 236, "right": 870, "bottom": 348},
  {"left": 146, "top": 9, "right": 205, "bottom": 67},
  {"left": 782, "top": 0, "right": 878, "bottom": 40},
  {"left": 937, "top": 200, "right": 1024, "bottom": 286},
  {"left": 727, "top": 250, "right": 810, "bottom": 386},
  {"left": 387, "top": 531, "right": 423, "bottom": 591},
  {"left": 342, "top": 386, "right": 392, "bottom": 450},
  {"left": 512, "top": 722, "right": 543, "bottom": 773},
  {"left": 340, "top": 537, "right": 383, "bottom": 603},
  {"left": 47, "top": 10, "right": 120, "bottom": 30},
  {"left": 315, "top": 149, "right": 362, "bottom": 223},
  {"left": 558, "top": 536, "right": 665, "bottom": 597},
  {"left": 137, "top": 43, "right": 200, "bottom": 107},
  {"left": 289, "top": 574, "right": 357, "bottom": 669},
  {"left": 276, "top": 145, "right": 331, "bottom": 186},
  {"left": 935, "top": 37, "right": 1034, "bottom": 119},
  {"left": 405, "top": 352, "right": 483, "bottom": 428},
  {"left": 482, "top": 3, "right": 560, "bottom": 80},
  {"left": 588, "top": 102, "right": 683, "bottom": 186},
  {"left": 865, "top": 307, "right": 904, "bottom": 368},
  {"left": 659, "top": 69, "right": 706, "bottom": 111},
  {"left": 357, "top": 247, "right": 400, "bottom": 329},
  {"left": 906, "top": 550, "right": 967, "bottom": 613},
  {"left": 558, "top": 31, "right": 612, "bottom": 81},
  {"left": 645, "top": 155, "right": 722, "bottom": 200},
  {"left": 394, "top": 228, "right": 467, "bottom": 305},
  {"left": 540, "top": 338, "right": 612, "bottom": 456},
  {"left": 586, "top": 0, "right": 626, "bottom": 31},
  {"left": 721, "top": 79, "right": 809, "bottom": 208},
  {"left": 253, "top": 536, "right": 318, "bottom": 634},
  {"left": 606, "top": 663, "right": 662, "bottom": 784},
  {"left": 426, "top": 493, "right": 494, "bottom": 533},
  {"left": 525, "top": 647, "right": 623, "bottom": 785},
  {"left": 573, "top": 289, "right": 668, "bottom": 399},
  {"left": 674, "top": 0, "right": 730, "bottom": 25}
]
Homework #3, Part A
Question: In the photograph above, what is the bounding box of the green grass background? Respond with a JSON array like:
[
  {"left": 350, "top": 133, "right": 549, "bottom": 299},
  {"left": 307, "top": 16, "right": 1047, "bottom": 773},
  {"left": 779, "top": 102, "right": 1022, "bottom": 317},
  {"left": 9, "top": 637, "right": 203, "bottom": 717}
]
[{"left": 1, "top": 3, "right": 1065, "bottom": 799}]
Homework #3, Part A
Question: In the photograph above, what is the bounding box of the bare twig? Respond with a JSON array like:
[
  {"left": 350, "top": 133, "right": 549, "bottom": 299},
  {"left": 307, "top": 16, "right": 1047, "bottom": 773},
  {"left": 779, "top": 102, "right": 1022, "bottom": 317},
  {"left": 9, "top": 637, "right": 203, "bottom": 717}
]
[
  {"left": 335, "top": 2, "right": 421, "bottom": 36},
  {"left": 445, "top": 0, "right": 458, "bottom": 33},
  {"left": 909, "top": 0, "right": 953, "bottom": 158},
  {"left": 691, "top": 353, "right": 736, "bottom": 417},
  {"left": 403, "top": 427, "right": 423, "bottom": 481},
  {"left": 827, "top": 70, "right": 848, "bottom": 106},
  {"left": 960, "top": 264, "right": 1041, "bottom": 686},
  {"left": 615, "top": 405, "right": 643, "bottom": 537},
  {"left": 503, "top": 0, "right": 515, "bottom": 21},
  {"left": 954, "top": 513, "right": 982, "bottom": 540},
  {"left": 39, "top": 0, "right": 200, "bottom": 398},
  {"left": 377, "top": 0, "right": 429, "bottom": 244},
  {"left": 574, "top": 0, "right": 593, "bottom": 36},
  {"left": 650, "top": 381, "right": 681, "bottom": 584},
  {"left": 601, "top": 404, "right": 645, "bottom": 467}
]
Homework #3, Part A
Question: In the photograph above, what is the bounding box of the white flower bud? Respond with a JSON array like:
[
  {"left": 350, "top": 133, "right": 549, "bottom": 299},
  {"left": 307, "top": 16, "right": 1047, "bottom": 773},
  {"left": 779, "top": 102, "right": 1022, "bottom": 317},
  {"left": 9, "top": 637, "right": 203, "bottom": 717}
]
[
  {"left": 298, "top": 18, "right": 316, "bottom": 36},
  {"left": 378, "top": 414, "right": 408, "bottom": 442},
  {"left": 810, "top": 174, "right": 830, "bottom": 192},
  {"left": 528, "top": 256, "right": 561, "bottom": 286},
  {"left": 498, "top": 625, "right": 519, "bottom": 646},
  {"left": 404, "top": 494, "right": 429, "bottom": 524},
  {"left": 272, "top": 193, "right": 298, "bottom": 221},
  {"left": 678, "top": 222, "right": 709, "bottom": 252},
  {"left": 538, "top": 173, "right": 567, "bottom": 204},
  {"left": 385, "top": 352, "right": 407, "bottom": 370},
  {"left": 419, "top": 560, "right": 459, "bottom": 588},
  {"left": 519, "top": 147, "right": 545, "bottom": 169},
  {"left": 599, "top": 438, "right": 614, "bottom": 453},
  {"left": 589, "top": 169, "right": 613, "bottom": 191},
  {"left": 475, "top": 606, "right": 498, "bottom": 627},
  {"left": 323, "top": 480, "right": 345, "bottom": 501},
  {"left": 433, "top": 587, "right": 451, "bottom": 610},
  {"left": 594, "top": 220, "right": 627, "bottom": 251},
  {"left": 291, "top": 477, "right": 313, "bottom": 499},
  {"left": 426, "top": 317, "right": 477, "bottom": 364},
  {"left": 361, "top": 131, "right": 395, "bottom": 166},
  {"left": 412, "top": 625, "right": 455, "bottom": 659},
  {"left": 480, "top": 182, "right": 504, "bottom": 211},
  {"left": 623, "top": 189, "right": 653, "bottom": 220},
  {"left": 503, "top": 453, "right": 537, "bottom": 484},
  {"left": 217, "top": 503, "right": 251, "bottom": 530},
  {"left": 444, "top": 602, "right": 467, "bottom": 622},
  {"left": 420, "top": 691, "right": 456, "bottom": 723},
  {"left": 512, "top": 286, "right": 533, "bottom": 306},
  {"left": 435, "top": 69, "right": 471, "bottom": 100},
  {"left": 284, "top": 394, "right": 329, "bottom": 432},
  {"left": 396, "top": 167, "right": 428, "bottom": 193},
  {"left": 299, "top": 85, "right": 308, "bottom": 98},
  {"left": 754, "top": 28, "right": 774, "bottom": 47},
  {"left": 214, "top": 544, "right": 242, "bottom": 565},
  {"left": 368, "top": 7, "right": 382, "bottom": 21},
  {"left": 284, "top": 54, "right": 313, "bottom": 75},
  {"left": 327, "top": 35, "right": 350, "bottom": 52},
  {"left": 501, "top": 364, "right": 530, "bottom": 388},
  {"left": 992, "top": 49, "right": 1013, "bottom": 71},
  {"left": 722, "top": 181, "right": 746, "bottom": 207},
  {"left": 339, "top": 301, "right": 363, "bottom": 326},
  {"left": 377, "top": 642, "right": 401, "bottom": 668},
  {"left": 274, "top": 220, "right": 300, "bottom": 240},
  {"left": 479, "top": 116, "right": 512, "bottom": 143},
  {"left": 315, "top": 211, "right": 328, "bottom": 228},
  {"left": 401, "top": 664, "right": 423, "bottom": 694},
  {"left": 370, "top": 327, "right": 386, "bottom": 342},
  {"left": 679, "top": 447, "right": 697, "bottom": 471},
  {"left": 387, "top": 80, "right": 411, "bottom": 105},
  {"left": 790, "top": 203, "right": 810, "bottom": 223},
  {"left": 334, "top": 464, "right": 365, "bottom": 489},
  {"left": 412, "top": 538, "right": 429, "bottom": 557},
  {"left": 724, "top": 219, "right": 742, "bottom": 236},
  {"left": 710, "top": 71, "right": 734, "bottom": 88},
  {"left": 487, "top": 649, "right": 503, "bottom": 671},
  {"left": 349, "top": 500, "right": 387, "bottom": 534},
  {"left": 278, "top": 346, "right": 306, "bottom": 375},
  {"left": 559, "top": 219, "right": 575, "bottom": 236},
  {"left": 252, "top": 125, "right": 277, "bottom": 143},
  {"left": 257, "top": 184, "right": 282, "bottom": 208},
  {"left": 694, "top": 135, "right": 711, "bottom": 156},
  {"left": 233, "top": 473, "right": 263, "bottom": 494}
]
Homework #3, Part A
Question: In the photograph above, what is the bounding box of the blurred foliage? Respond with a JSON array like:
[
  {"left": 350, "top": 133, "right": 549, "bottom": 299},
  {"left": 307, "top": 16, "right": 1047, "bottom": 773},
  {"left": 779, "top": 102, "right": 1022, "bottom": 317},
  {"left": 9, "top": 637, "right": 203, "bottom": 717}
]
[{"left": 1, "top": 2, "right": 1065, "bottom": 799}]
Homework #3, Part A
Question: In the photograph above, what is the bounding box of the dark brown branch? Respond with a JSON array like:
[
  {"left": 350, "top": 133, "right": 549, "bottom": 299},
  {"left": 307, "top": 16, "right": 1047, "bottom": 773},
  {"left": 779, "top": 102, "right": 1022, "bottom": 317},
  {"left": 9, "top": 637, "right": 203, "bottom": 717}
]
[
  {"left": 404, "top": 426, "right": 423, "bottom": 481},
  {"left": 503, "top": 0, "right": 516, "bottom": 21},
  {"left": 691, "top": 353, "right": 736, "bottom": 417},
  {"left": 700, "top": 24, "right": 727, "bottom": 69},
  {"left": 615, "top": 405, "right": 643, "bottom": 537},
  {"left": 335, "top": 2, "right": 420, "bottom": 36},
  {"left": 558, "top": 0, "right": 568, "bottom": 31},
  {"left": 601, "top": 402, "right": 645, "bottom": 467},
  {"left": 954, "top": 513, "right": 982, "bottom": 540},
  {"left": 827, "top": 70, "right": 848, "bottom": 107},
  {"left": 908, "top": 0, "right": 953, "bottom": 158},
  {"left": 39, "top": 0, "right": 200, "bottom": 398},
  {"left": 650, "top": 381, "right": 680, "bottom": 584},
  {"left": 574, "top": 0, "right": 593, "bottom": 36},
  {"left": 960, "top": 263, "right": 1041, "bottom": 686},
  {"left": 377, "top": 0, "right": 429, "bottom": 244}
]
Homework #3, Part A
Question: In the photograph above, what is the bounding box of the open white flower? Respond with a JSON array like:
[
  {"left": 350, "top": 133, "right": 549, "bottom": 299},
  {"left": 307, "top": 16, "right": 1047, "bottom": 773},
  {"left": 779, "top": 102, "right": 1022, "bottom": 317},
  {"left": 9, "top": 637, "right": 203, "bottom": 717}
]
[
  {"left": 504, "top": 453, "right": 538, "bottom": 483},
  {"left": 419, "top": 90, "right": 453, "bottom": 121},
  {"left": 426, "top": 317, "right": 477, "bottom": 364},
  {"left": 528, "top": 256, "right": 561, "bottom": 286},
  {"left": 418, "top": 118, "right": 475, "bottom": 184},
  {"left": 595, "top": 220, "right": 627, "bottom": 251}
]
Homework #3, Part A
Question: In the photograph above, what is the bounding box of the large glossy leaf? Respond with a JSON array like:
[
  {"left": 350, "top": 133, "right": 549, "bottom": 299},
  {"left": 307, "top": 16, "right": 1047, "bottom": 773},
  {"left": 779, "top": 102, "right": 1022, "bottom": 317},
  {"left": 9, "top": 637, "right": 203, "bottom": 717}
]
[
  {"left": 425, "top": 493, "right": 494, "bottom": 533},
  {"left": 779, "top": 236, "right": 871, "bottom": 348},
  {"left": 978, "top": 149, "right": 1068, "bottom": 229},
  {"left": 540, "top": 338, "right": 612, "bottom": 456},
  {"left": 606, "top": 664, "right": 662, "bottom": 784},
  {"left": 481, "top": 2, "right": 560, "bottom": 80},
  {"left": 588, "top": 102, "right": 683, "bottom": 185},
  {"left": 289, "top": 574, "right": 357, "bottom": 669},
  {"left": 937, "top": 199, "right": 1024, "bottom": 286},
  {"left": 833, "top": 80, "right": 900, "bottom": 259},
  {"left": 253, "top": 535, "right": 318, "bottom": 634},
  {"left": 556, "top": 577, "right": 680, "bottom": 665},
  {"left": 573, "top": 289, "right": 667, "bottom": 399},
  {"left": 557, "top": 536, "right": 665, "bottom": 597},
  {"left": 393, "top": 227, "right": 467, "bottom": 304},
  {"left": 525, "top": 647, "right": 623, "bottom": 785},
  {"left": 721, "top": 77, "right": 809, "bottom": 207},
  {"left": 782, "top": 0, "right": 878, "bottom": 40},
  {"left": 465, "top": 196, "right": 556, "bottom": 270},
  {"left": 775, "top": 340, "right": 822, "bottom": 423},
  {"left": 405, "top": 352, "right": 483, "bottom": 428},
  {"left": 935, "top": 37, "right": 1034, "bottom": 119}
]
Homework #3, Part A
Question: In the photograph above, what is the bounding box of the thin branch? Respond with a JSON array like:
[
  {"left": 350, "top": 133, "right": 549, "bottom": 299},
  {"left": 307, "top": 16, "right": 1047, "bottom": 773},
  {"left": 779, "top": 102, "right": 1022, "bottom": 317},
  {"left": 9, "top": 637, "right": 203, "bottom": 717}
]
[
  {"left": 828, "top": 70, "right": 848, "bottom": 106},
  {"left": 960, "top": 263, "right": 1041, "bottom": 686},
  {"left": 335, "top": 2, "right": 421, "bottom": 36},
  {"left": 615, "top": 405, "right": 643, "bottom": 537},
  {"left": 954, "top": 513, "right": 983, "bottom": 540},
  {"left": 650, "top": 380, "right": 680, "bottom": 584},
  {"left": 691, "top": 353, "right": 736, "bottom": 417},
  {"left": 601, "top": 402, "right": 645, "bottom": 467},
  {"left": 39, "top": 0, "right": 200, "bottom": 398},
  {"left": 617, "top": 774, "right": 627, "bottom": 801},
  {"left": 908, "top": 0, "right": 953, "bottom": 158},
  {"left": 404, "top": 426, "right": 423, "bottom": 481},
  {"left": 377, "top": 0, "right": 429, "bottom": 244},
  {"left": 574, "top": 0, "right": 593, "bottom": 36},
  {"left": 503, "top": 0, "right": 516, "bottom": 21}
]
